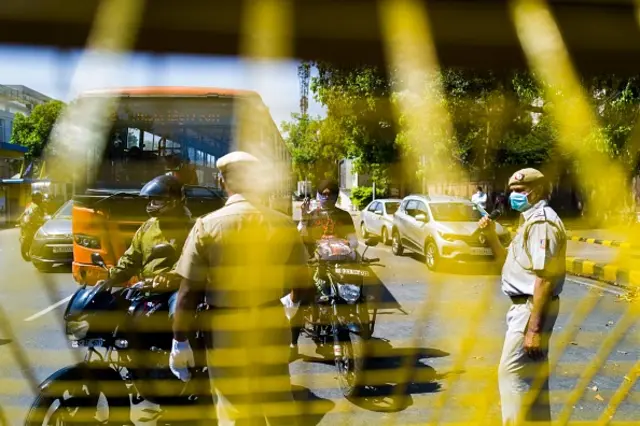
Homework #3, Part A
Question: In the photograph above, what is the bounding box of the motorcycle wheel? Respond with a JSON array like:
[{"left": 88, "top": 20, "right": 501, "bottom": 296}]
[
  {"left": 25, "top": 381, "right": 113, "bottom": 426},
  {"left": 335, "top": 328, "right": 365, "bottom": 399}
]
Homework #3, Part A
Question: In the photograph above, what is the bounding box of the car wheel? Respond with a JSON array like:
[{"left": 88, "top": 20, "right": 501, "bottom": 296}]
[
  {"left": 425, "top": 240, "right": 439, "bottom": 271},
  {"left": 360, "top": 222, "right": 370, "bottom": 238},
  {"left": 391, "top": 231, "right": 404, "bottom": 256},
  {"left": 381, "top": 227, "right": 390, "bottom": 245}
]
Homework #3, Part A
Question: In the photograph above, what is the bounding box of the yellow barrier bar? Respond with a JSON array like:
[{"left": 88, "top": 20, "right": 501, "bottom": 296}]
[{"left": 581, "top": 260, "right": 595, "bottom": 276}]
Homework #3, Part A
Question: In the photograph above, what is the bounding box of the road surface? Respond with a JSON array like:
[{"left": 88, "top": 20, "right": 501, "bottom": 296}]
[{"left": 0, "top": 227, "right": 638, "bottom": 425}]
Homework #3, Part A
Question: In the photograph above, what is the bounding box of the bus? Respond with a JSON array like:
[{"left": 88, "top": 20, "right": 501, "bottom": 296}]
[{"left": 68, "top": 87, "right": 293, "bottom": 285}]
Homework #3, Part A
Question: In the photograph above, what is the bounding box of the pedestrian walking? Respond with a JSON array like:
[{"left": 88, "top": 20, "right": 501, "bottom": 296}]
[
  {"left": 478, "top": 168, "right": 566, "bottom": 425},
  {"left": 170, "top": 151, "right": 312, "bottom": 425}
]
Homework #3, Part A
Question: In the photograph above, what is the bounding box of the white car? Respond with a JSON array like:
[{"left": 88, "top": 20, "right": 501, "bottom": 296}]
[
  {"left": 360, "top": 198, "right": 402, "bottom": 245},
  {"left": 391, "top": 194, "right": 511, "bottom": 270}
]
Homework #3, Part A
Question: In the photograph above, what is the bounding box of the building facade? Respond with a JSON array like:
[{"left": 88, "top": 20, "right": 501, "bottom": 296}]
[{"left": 0, "top": 84, "right": 52, "bottom": 145}]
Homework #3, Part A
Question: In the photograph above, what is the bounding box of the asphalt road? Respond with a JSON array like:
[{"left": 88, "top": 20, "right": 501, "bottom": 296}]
[{"left": 0, "top": 226, "right": 639, "bottom": 425}]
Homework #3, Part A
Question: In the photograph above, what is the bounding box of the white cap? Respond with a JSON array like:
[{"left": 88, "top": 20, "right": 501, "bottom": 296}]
[{"left": 216, "top": 151, "right": 259, "bottom": 174}]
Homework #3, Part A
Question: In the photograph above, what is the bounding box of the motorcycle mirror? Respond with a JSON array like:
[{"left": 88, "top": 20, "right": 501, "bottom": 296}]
[
  {"left": 149, "top": 243, "right": 176, "bottom": 262},
  {"left": 91, "top": 252, "right": 107, "bottom": 269},
  {"left": 365, "top": 236, "right": 381, "bottom": 247}
]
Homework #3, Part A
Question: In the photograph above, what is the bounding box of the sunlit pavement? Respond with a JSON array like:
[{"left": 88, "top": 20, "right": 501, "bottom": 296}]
[{"left": 1, "top": 226, "right": 638, "bottom": 425}]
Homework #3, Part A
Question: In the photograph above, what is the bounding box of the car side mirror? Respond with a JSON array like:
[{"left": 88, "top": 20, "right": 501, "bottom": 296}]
[
  {"left": 91, "top": 253, "right": 107, "bottom": 270},
  {"left": 149, "top": 243, "right": 176, "bottom": 262},
  {"left": 374, "top": 209, "right": 383, "bottom": 215},
  {"left": 365, "top": 236, "right": 380, "bottom": 247},
  {"left": 415, "top": 213, "right": 428, "bottom": 223}
]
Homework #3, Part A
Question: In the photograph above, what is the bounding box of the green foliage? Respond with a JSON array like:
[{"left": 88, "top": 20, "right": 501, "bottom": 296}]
[
  {"left": 10, "top": 100, "right": 65, "bottom": 160},
  {"left": 312, "top": 64, "right": 398, "bottom": 183},
  {"left": 280, "top": 113, "right": 344, "bottom": 183},
  {"left": 298, "top": 62, "right": 640, "bottom": 195},
  {"left": 350, "top": 186, "right": 386, "bottom": 211}
]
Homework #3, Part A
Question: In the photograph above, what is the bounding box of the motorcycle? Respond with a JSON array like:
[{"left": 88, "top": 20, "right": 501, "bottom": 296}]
[
  {"left": 301, "top": 235, "right": 381, "bottom": 398},
  {"left": 17, "top": 211, "right": 49, "bottom": 262},
  {"left": 25, "top": 244, "right": 212, "bottom": 426}
]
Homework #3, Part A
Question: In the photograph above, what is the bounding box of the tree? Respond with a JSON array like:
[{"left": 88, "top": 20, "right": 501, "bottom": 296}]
[
  {"left": 281, "top": 113, "right": 345, "bottom": 183},
  {"left": 311, "top": 63, "right": 399, "bottom": 191},
  {"left": 10, "top": 100, "right": 65, "bottom": 161}
]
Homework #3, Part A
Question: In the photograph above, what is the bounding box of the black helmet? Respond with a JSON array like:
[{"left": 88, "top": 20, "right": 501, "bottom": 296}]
[{"left": 140, "top": 175, "right": 183, "bottom": 216}]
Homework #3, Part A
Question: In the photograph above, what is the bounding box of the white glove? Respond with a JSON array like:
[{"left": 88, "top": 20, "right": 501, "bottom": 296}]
[
  {"left": 169, "top": 339, "right": 194, "bottom": 382},
  {"left": 280, "top": 293, "right": 301, "bottom": 321}
]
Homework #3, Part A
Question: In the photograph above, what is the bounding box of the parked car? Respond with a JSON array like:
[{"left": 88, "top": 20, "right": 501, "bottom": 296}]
[
  {"left": 360, "top": 198, "right": 402, "bottom": 244},
  {"left": 391, "top": 194, "right": 511, "bottom": 271},
  {"left": 30, "top": 200, "right": 74, "bottom": 272}
]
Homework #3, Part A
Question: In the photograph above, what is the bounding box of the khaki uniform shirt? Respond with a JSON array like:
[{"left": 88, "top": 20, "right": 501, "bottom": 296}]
[
  {"left": 174, "top": 194, "right": 309, "bottom": 308},
  {"left": 501, "top": 200, "right": 567, "bottom": 297}
]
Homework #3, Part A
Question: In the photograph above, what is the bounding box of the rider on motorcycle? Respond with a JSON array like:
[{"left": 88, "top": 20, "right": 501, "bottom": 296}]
[
  {"left": 290, "top": 179, "right": 359, "bottom": 357},
  {"left": 21, "top": 191, "right": 47, "bottom": 231},
  {"left": 107, "top": 174, "right": 193, "bottom": 316}
]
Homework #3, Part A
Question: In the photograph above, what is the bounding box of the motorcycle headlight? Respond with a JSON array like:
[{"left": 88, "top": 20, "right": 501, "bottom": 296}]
[
  {"left": 66, "top": 319, "right": 90, "bottom": 341},
  {"left": 337, "top": 283, "right": 361, "bottom": 303}
]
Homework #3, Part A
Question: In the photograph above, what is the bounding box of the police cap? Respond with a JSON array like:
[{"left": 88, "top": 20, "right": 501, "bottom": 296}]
[
  {"left": 216, "top": 151, "right": 259, "bottom": 175},
  {"left": 508, "top": 168, "right": 545, "bottom": 187}
]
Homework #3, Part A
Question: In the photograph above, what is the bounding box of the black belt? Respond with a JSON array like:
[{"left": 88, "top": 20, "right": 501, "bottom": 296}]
[{"left": 510, "top": 295, "right": 559, "bottom": 304}]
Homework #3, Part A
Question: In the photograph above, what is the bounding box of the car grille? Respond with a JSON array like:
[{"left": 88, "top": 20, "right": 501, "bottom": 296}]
[
  {"left": 35, "top": 237, "right": 74, "bottom": 261},
  {"left": 455, "top": 235, "right": 489, "bottom": 247}
]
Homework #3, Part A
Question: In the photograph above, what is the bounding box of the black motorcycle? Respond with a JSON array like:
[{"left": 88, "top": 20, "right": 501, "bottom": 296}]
[
  {"left": 25, "top": 244, "right": 211, "bottom": 425},
  {"left": 302, "top": 235, "right": 381, "bottom": 398}
]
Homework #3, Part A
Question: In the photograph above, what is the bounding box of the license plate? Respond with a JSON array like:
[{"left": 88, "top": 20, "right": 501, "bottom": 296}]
[
  {"left": 470, "top": 247, "right": 493, "bottom": 256},
  {"left": 71, "top": 338, "right": 104, "bottom": 348},
  {"left": 52, "top": 246, "right": 73, "bottom": 253},
  {"left": 335, "top": 268, "right": 369, "bottom": 276}
]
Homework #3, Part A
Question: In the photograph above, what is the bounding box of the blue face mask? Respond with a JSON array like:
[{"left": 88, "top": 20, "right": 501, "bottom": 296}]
[
  {"left": 509, "top": 192, "right": 531, "bottom": 212},
  {"left": 317, "top": 192, "right": 337, "bottom": 209}
]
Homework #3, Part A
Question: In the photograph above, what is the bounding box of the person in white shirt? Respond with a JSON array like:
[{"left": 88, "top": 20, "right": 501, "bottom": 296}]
[{"left": 472, "top": 186, "right": 488, "bottom": 209}]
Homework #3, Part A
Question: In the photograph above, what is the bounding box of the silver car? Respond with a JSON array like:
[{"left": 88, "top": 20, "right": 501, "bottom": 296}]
[
  {"left": 391, "top": 194, "right": 511, "bottom": 270},
  {"left": 360, "top": 198, "right": 402, "bottom": 244}
]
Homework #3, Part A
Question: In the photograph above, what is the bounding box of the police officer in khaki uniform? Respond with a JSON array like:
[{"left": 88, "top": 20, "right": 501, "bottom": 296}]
[
  {"left": 170, "top": 151, "right": 312, "bottom": 425},
  {"left": 479, "top": 168, "right": 566, "bottom": 425}
]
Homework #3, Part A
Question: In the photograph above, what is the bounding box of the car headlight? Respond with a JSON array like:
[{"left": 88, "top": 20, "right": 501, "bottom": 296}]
[
  {"left": 74, "top": 234, "right": 101, "bottom": 249},
  {"left": 337, "top": 283, "right": 361, "bottom": 303},
  {"left": 438, "top": 231, "right": 457, "bottom": 242},
  {"left": 34, "top": 227, "right": 48, "bottom": 240},
  {"left": 66, "top": 319, "right": 89, "bottom": 341}
]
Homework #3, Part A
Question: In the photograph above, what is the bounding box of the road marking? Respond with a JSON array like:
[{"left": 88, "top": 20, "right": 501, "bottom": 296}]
[
  {"left": 24, "top": 296, "right": 72, "bottom": 322},
  {"left": 567, "top": 277, "right": 626, "bottom": 296}
]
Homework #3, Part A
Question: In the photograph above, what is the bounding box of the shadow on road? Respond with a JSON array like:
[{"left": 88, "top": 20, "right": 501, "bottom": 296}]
[
  {"left": 0, "top": 339, "right": 11, "bottom": 346},
  {"left": 293, "top": 385, "right": 335, "bottom": 426},
  {"left": 364, "top": 265, "right": 406, "bottom": 313},
  {"left": 404, "top": 252, "right": 501, "bottom": 276},
  {"left": 301, "top": 337, "right": 450, "bottom": 413},
  {"left": 350, "top": 338, "right": 449, "bottom": 412}
]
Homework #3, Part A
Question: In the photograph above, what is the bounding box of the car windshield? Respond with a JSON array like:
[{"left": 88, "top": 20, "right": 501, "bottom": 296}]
[
  {"left": 53, "top": 200, "right": 73, "bottom": 219},
  {"left": 385, "top": 202, "right": 400, "bottom": 215},
  {"left": 430, "top": 202, "right": 483, "bottom": 222}
]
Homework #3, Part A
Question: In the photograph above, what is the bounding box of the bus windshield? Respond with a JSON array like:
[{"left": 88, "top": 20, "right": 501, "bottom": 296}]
[{"left": 79, "top": 95, "right": 269, "bottom": 190}]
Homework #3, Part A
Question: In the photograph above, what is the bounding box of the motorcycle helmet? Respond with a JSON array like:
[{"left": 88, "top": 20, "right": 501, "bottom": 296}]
[{"left": 140, "top": 174, "right": 184, "bottom": 217}]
